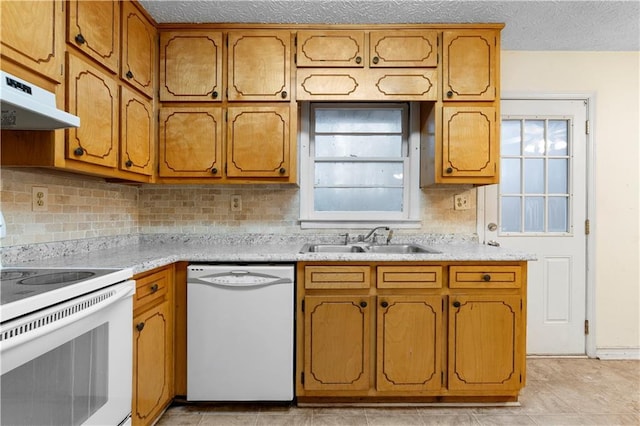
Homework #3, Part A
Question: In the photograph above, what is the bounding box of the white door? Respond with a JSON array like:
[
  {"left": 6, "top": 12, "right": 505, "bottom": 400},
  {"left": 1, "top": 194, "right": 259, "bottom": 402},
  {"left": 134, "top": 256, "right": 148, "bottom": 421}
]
[{"left": 481, "top": 99, "right": 588, "bottom": 355}]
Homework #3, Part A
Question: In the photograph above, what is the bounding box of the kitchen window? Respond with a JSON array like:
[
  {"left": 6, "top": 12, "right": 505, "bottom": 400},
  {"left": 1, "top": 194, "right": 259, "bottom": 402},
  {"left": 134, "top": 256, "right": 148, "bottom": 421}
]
[{"left": 299, "top": 102, "right": 420, "bottom": 228}]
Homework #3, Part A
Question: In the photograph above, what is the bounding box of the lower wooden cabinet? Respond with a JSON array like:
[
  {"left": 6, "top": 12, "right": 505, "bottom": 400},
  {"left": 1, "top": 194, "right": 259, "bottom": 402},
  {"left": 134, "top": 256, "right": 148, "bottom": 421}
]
[
  {"left": 132, "top": 266, "right": 174, "bottom": 426},
  {"left": 297, "top": 262, "right": 527, "bottom": 402}
]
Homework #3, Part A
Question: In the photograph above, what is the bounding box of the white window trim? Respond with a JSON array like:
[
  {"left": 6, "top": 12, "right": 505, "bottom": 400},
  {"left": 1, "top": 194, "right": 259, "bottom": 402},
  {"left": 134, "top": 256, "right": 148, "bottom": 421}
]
[{"left": 299, "top": 102, "right": 421, "bottom": 229}]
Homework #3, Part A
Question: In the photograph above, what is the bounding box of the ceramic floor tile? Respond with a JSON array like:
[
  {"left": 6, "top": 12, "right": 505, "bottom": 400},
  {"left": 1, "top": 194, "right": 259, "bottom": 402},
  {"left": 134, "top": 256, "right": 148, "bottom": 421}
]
[
  {"left": 198, "top": 413, "right": 259, "bottom": 425},
  {"left": 310, "top": 414, "right": 368, "bottom": 426},
  {"left": 366, "top": 413, "right": 425, "bottom": 426},
  {"left": 529, "top": 414, "right": 640, "bottom": 425},
  {"left": 420, "top": 413, "right": 479, "bottom": 425},
  {"left": 472, "top": 414, "right": 537, "bottom": 425},
  {"left": 256, "top": 412, "right": 313, "bottom": 426}
]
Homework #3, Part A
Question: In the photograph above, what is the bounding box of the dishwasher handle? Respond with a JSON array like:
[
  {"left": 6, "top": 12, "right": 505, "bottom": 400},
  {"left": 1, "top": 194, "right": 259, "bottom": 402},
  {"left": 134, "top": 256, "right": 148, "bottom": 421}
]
[{"left": 188, "top": 271, "right": 293, "bottom": 288}]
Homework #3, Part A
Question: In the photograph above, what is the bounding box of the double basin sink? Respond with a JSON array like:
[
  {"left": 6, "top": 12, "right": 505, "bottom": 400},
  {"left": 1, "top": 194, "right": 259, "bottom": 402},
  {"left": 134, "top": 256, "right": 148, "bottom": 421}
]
[{"left": 299, "top": 243, "right": 440, "bottom": 254}]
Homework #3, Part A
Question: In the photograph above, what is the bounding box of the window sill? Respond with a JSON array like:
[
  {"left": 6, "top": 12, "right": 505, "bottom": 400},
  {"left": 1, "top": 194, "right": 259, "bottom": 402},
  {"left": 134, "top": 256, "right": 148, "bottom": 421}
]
[{"left": 299, "top": 219, "right": 422, "bottom": 229}]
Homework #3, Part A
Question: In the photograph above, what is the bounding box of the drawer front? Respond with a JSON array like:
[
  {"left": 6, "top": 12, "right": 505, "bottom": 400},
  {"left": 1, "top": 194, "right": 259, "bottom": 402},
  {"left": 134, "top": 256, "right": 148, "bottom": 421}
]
[
  {"left": 377, "top": 266, "right": 442, "bottom": 289},
  {"left": 305, "top": 266, "right": 370, "bottom": 289},
  {"left": 449, "top": 266, "right": 521, "bottom": 289},
  {"left": 134, "top": 268, "right": 169, "bottom": 309}
]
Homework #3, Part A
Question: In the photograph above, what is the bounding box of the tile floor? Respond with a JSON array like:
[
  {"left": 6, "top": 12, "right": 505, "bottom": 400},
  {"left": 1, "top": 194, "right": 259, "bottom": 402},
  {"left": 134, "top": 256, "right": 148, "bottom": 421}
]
[{"left": 157, "top": 358, "right": 640, "bottom": 425}]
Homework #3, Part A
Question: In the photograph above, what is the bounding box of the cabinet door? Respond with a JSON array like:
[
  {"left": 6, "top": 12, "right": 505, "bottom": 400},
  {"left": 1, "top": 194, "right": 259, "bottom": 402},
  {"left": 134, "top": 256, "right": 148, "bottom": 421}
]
[
  {"left": 0, "top": 0, "right": 63, "bottom": 82},
  {"left": 120, "top": 86, "right": 154, "bottom": 176},
  {"left": 296, "top": 30, "right": 365, "bottom": 67},
  {"left": 67, "top": 0, "right": 119, "bottom": 73},
  {"left": 303, "top": 295, "right": 370, "bottom": 391},
  {"left": 132, "top": 301, "right": 172, "bottom": 426},
  {"left": 227, "top": 31, "right": 291, "bottom": 101},
  {"left": 448, "top": 294, "right": 523, "bottom": 392},
  {"left": 121, "top": 0, "right": 155, "bottom": 98},
  {"left": 66, "top": 53, "right": 118, "bottom": 168},
  {"left": 159, "top": 107, "right": 223, "bottom": 178},
  {"left": 226, "top": 105, "right": 290, "bottom": 178},
  {"left": 159, "top": 31, "right": 223, "bottom": 102},
  {"left": 369, "top": 30, "right": 437, "bottom": 67},
  {"left": 442, "top": 105, "right": 497, "bottom": 180},
  {"left": 443, "top": 30, "right": 497, "bottom": 101},
  {"left": 376, "top": 295, "right": 443, "bottom": 392}
]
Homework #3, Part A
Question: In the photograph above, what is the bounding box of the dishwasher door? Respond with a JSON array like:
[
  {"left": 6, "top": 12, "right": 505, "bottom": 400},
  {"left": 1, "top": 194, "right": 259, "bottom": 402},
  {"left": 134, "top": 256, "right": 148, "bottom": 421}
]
[{"left": 186, "top": 264, "right": 294, "bottom": 401}]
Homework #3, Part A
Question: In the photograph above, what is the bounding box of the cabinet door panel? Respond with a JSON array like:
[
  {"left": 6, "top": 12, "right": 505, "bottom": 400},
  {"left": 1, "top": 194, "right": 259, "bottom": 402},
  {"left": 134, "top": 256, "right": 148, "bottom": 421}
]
[
  {"left": 1, "top": 0, "right": 62, "bottom": 82},
  {"left": 66, "top": 54, "right": 118, "bottom": 168},
  {"left": 369, "top": 30, "right": 437, "bottom": 67},
  {"left": 133, "top": 302, "right": 171, "bottom": 425},
  {"left": 121, "top": 0, "right": 155, "bottom": 98},
  {"left": 67, "top": 0, "right": 119, "bottom": 73},
  {"left": 377, "top": 295, "right": 442, "bottom": 391},
  {"left": 227, "top": 105, "right": 290, "bottom": 178},
  {"left": 442, "top": 106, "right": 496, "bottom": 179},
  {"left": 296, "top": 30, "right": 365, "bottom": 67},
  {"left": 160, "top": 31, "right": 223, "bottom": 102},
  {"left": 159, "top": 107, "right": 223, "bottom": 178},
  {"left": 448, "top": 294, "right": 523, "bottom": 391},
  {"left": 227, "top": 31, "right": 290, "bottom": 101},
  {"left": 120, "top": 86, "right": 154, "bottom": 175},
  {"left": 443, "top": 30, "right": 496, "bottom": 101},
  {"left": 304, "top": 295, "right": 370, "bottom": 391}
]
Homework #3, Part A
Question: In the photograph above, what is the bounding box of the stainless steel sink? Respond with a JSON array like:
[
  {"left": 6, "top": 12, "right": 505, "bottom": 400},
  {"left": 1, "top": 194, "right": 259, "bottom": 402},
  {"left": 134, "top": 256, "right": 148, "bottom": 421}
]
[{"left": 299, "top": 243, "right": 440, "bottom": 254}]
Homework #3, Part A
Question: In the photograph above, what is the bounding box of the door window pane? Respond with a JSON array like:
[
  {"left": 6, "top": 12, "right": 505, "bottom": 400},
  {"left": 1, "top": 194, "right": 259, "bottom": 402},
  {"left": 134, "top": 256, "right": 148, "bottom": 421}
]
[
  {"left": 501, "top": 120, "right": 521, "bottom": 156},
  {"left": 524, "top": 159, "right": 544, "bottom": 194},
  {"left": 548, "top": 159, "right": 568, "bottom": 194},
  {"left": 524, "top": 196, "right": 545, "bottom": 232},
  {"left": 547, "top": 120, "right": 569, "bottom": 156},
  {"left": 523, "top": 120, "right": 545, "bottom": 155},
  {"left": 548, "top": 197, "right": 569, "bottom": 232},
  {"left": 501, "top": 196, "right": 521, "bottom": 232},
  {"left": 501, "top": 158, "right": 521, "bottom": 194}
]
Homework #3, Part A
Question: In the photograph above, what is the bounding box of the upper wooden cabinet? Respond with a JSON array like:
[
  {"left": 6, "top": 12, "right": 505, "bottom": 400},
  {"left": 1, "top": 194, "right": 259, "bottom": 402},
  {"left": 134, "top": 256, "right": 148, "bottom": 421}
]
[
  {"left": 0, "top": 0, "right": 63, "bottom": 82},
  {"left": 159, "top": 31, "right": 223, "bottom": 102},
  {"left": 296, "top": 31, "right": 365, "bottom": 67},
  {"left": 443, "top": 30, "right": 497, "bottom": 101},
  {"left": 121, "top": 0, "right": 156, "bottom": 98},
  {"left": 66, "top": 0, "right": 120, "bottom": 73},
  {"left": 369, "top": 30, "right": 438, "bottom": 67},
  {"left": 120, "top": 86, "right": 154, "bottom": 176},
  {"left": 227, "top": 31, "right": 291, "bottom": 101}
]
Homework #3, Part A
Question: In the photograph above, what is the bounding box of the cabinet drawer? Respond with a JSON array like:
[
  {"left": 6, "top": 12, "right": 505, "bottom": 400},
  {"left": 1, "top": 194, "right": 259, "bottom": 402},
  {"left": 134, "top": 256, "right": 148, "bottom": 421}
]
[
  {"left": 305, "top": 266, "right": 370, "bottom": 289},
  {"left": 449, "top": 266, "right": 521, "bottom": 289},
  {"left": 377, "top": 266, "right": 442, "bottom": 289},
  {"left": 134, "top": 268, "right": 170, "bottom": 309}
]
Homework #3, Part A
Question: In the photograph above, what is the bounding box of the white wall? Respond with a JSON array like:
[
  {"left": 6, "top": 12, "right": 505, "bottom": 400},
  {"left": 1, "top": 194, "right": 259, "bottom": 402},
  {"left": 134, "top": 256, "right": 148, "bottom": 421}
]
[{"left": 501, "top": 51, "right": 640, "bottom": 354}]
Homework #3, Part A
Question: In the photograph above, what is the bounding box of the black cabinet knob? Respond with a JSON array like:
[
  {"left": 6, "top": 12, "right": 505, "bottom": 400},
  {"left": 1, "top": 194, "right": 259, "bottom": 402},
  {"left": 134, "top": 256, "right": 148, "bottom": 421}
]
[
  {"left": 483, "top": 274, "right": 492, "bottom": 282},
  {"left": 355, "top": 56, "right": 362, "bottom": 64},
  {"left": 211, "top": 167, "right": 218, "bottom": 174},
  {"left": 446, "top": 167, "right": 453, "bottom": 174},
  {"left": 446, "top": 90, "right": 454, "bottom": 98},
  {"left": 136, "top": 322, "right": 145, "bottom": 332},
  {"left": 150, "top": 283, "right": 159, "bottom": 293},
  {"left": 75, "top": 33, "right": 86, "bottom": 45},
  {"left": 126, "top": 70, "right": 134, "bottom": 79},
  {"left": 372, "top": 56, "right": 379, "bottom": 64},
  {"left": 74, "top": 147, "right": 84, "bottom": 156},
  {"left": 125, "top": 160, "right": 133, "bottom": 168},
  {"left": 452, "top": 301, "right": 461, "bottom": 308},
  {"left": 281, "top": 91, "right": 288, "bottom": 99},
  {"left": 212, "top": 91, "right": 218, "bottom": 99},
  {"left": 279, "top": 167, "right": 286, "bottom": 174},
  {"left": 380, "top": 301, "right": 388, "bottom": 308},
  {"left": 360, "top": 301, "right": 367, "bottom": 308}
]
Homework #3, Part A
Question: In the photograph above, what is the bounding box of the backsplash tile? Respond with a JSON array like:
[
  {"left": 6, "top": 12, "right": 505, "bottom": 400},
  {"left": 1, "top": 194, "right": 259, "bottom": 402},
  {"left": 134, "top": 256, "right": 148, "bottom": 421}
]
[{"left": 1, "top": 168, "right": 477, "bottom": 248}]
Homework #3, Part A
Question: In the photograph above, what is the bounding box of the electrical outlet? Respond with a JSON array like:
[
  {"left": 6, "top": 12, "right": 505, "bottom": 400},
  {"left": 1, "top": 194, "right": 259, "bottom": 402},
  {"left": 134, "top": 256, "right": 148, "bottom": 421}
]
[
  {"left": 454, "top": 193, "right": 470, "bottom": 211},
  {"left": 230, "top": 195, "right": 242, "bottom": 212},
  {"left": 32, "top": 186, "right": 48, "bottom": 212}
]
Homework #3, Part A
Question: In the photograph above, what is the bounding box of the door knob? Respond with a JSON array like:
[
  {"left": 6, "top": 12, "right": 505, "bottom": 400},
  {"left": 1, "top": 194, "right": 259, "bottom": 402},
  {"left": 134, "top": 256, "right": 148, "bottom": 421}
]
[{"left": 488, "top": 223, "right": 498, "bottom": 231}]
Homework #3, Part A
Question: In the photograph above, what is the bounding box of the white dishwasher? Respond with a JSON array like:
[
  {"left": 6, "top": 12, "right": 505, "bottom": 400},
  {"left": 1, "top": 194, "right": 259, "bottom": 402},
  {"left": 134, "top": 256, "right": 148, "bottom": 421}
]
[{"left": 187, "top": 264, "right": 294, "bottom": 401}]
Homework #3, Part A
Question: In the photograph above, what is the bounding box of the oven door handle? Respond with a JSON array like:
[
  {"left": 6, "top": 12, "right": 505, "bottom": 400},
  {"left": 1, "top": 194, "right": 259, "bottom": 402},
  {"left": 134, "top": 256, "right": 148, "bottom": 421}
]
[{"left": 0, "top": 280, "right": 135, "bottom": 352}]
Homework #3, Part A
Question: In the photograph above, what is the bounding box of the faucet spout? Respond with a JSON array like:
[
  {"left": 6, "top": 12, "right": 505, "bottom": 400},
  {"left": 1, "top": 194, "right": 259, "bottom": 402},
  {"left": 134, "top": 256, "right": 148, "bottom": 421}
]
[{"left": 362, "top": 226, "right": 390, "bottom": 242}]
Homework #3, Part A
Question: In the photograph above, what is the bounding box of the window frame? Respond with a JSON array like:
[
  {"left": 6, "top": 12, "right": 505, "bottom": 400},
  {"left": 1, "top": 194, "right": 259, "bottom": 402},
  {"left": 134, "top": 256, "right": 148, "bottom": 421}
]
[{"left": 299, "top": 102, "right": 421, "bottom": 229}]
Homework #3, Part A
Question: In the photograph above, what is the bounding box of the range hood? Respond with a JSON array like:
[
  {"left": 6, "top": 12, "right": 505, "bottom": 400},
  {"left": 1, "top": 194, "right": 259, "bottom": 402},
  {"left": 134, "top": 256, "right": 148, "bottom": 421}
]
[{"left": 0, "top": 70, "right": 80, "bottom": 130}]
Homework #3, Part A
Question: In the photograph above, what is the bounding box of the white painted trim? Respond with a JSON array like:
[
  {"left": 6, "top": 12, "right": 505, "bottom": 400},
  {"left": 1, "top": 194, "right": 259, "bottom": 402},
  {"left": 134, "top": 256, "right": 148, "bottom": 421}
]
[
  {"left": 596, "top": 348, "right": 640, "bottom": 360},
  {"left": 492, "top": 92, "right": 597, "bottom": 358}
]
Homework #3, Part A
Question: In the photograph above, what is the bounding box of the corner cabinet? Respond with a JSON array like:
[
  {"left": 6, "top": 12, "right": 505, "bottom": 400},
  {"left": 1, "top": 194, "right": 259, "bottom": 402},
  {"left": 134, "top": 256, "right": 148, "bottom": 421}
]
[
  {"left": 132, "top": 266, "right": 174, "bottom": 426},
  {"left": 297, "top": 261, "right": 526, "bottom": 403}
]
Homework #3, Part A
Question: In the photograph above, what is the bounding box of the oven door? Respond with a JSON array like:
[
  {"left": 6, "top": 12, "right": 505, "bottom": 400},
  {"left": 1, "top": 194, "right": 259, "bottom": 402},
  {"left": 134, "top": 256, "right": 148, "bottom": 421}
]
[{"left": 1, "top": 280, "right": 135, "bottom": 426}]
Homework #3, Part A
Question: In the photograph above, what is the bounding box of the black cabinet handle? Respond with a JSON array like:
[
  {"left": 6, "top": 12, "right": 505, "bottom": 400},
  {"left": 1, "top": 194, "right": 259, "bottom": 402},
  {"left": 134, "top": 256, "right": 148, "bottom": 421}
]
[
  {"left": 483, "top": 274, "right": 492, "bottom": 282},
  {"left": 372, "top": 56, "right": 379, "bottom": 64},
  {"left": 75, "top": 34, "right": 86, "bottom": 45},
  {"left": 446, "top": 167, "right": 453, "bottom": 174},
  {"left": 211, "top": 167, "right": 218, "bottom": 174},
  {"left": 452, "top": 301, "right": 461, "bottom": 308},
  {"left": 74, "top": 147, "right": 84, "bottom": 156},
  {"left": 125, "top": 160, "right": 133, "bottom": 168},
  {"left": 281, "top": 91, "right": 287, "bottom": 99},
  {"left": 446, "top": 90, "right": 454, "bottom": 98},
  {"left": 380, "top": 301, "right": 388, "bottom": 308},
  {"left": 355, "top": 56, "right": 362, "bottom": 64},
  {"left": 136, "top": 322, "right": 145, "bottom": 332},
  {"left": 279, "top": 167, "right": 286, "bottom": 174},
  {"left": 150, "top": 283, "right": 159, "bottom": 293},
  {"left": 212, "top": 91, "right": 218, "bottom": 99},
  {"left": 360, "top": 301, "right": 367, "bottom": 308},
  {"left": 126, "top": 70, "right": 134, "bottom": 79}
]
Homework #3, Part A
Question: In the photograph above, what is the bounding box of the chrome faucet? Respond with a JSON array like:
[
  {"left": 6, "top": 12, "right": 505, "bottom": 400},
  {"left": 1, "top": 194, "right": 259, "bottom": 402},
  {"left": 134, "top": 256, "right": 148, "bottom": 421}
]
[{"left": 360, "top": 226, "right": 390, "bottom": 243}]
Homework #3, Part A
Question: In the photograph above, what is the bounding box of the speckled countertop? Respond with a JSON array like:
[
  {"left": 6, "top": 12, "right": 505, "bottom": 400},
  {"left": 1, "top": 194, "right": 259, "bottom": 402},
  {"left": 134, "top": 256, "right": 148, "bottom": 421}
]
[{"left": 1, "top": 233, "right": 536, "bottom": 275}]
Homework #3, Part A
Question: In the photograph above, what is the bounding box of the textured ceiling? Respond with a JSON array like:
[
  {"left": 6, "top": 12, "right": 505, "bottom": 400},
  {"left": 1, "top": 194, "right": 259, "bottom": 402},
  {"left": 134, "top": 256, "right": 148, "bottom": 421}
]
[{"left": 138, "top": 0, "right": 640, "bottom": 51}]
